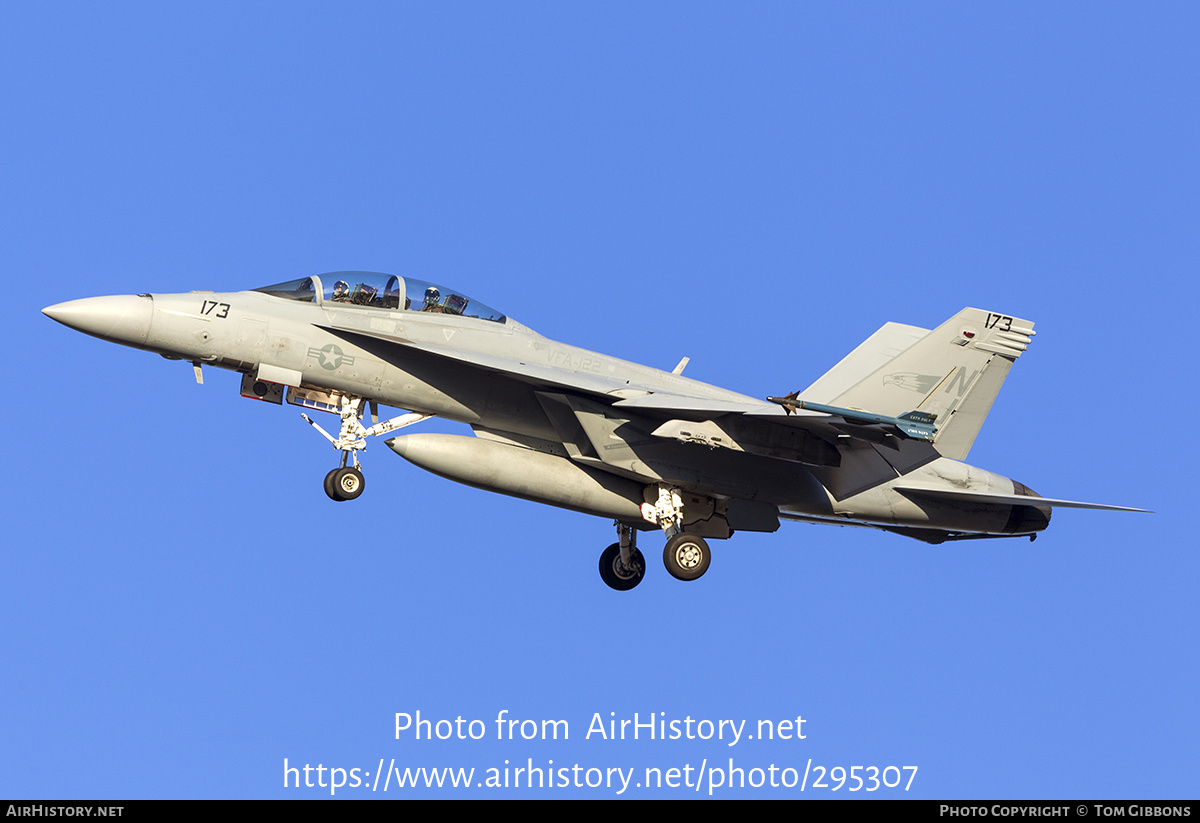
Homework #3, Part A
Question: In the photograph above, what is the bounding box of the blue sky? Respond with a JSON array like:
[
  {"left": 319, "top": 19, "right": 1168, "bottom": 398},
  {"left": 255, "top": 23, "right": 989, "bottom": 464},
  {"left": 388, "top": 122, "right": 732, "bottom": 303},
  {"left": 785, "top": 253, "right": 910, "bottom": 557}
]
[{"left": 2, "top": 2, "right": 1196, "bottom": 798}]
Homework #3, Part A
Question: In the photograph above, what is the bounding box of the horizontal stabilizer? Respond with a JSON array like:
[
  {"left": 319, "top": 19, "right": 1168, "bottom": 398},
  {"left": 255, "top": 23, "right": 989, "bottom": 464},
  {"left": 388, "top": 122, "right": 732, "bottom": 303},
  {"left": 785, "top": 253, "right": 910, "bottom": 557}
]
[{"left": 894, "top": 486, "right": 1151, "bottom": 513}]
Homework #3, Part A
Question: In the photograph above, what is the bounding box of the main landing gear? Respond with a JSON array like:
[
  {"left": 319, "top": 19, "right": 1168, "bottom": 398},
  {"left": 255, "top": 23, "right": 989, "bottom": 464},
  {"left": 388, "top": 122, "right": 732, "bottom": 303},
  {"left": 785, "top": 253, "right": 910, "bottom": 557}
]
[
  {"left": 599, "top": 523, "right": 645, "bottom": 590},
  {"left": 301, "top": 395, "right": 429, "bottom": 502},
  {"left": 598, "top": 488, "right": 714, "bottom": 590}
]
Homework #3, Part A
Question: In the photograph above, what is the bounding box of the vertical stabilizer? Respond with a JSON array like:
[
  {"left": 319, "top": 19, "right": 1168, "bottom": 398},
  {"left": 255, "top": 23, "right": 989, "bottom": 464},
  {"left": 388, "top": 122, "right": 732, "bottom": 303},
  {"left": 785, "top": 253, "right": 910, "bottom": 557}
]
[
  {"left": 799, "top": 321, "right": 928, "bottom": 403},
  {"left": 812, "top": 308, "right": 1035, "bottom": 460}
]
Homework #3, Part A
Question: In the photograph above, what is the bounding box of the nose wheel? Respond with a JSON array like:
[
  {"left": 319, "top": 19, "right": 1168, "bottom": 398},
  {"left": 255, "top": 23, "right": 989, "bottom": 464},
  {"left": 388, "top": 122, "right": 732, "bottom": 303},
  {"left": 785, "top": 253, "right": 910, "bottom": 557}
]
[{"left": 324, "top": 467, "right": 365, "bottom": 501}]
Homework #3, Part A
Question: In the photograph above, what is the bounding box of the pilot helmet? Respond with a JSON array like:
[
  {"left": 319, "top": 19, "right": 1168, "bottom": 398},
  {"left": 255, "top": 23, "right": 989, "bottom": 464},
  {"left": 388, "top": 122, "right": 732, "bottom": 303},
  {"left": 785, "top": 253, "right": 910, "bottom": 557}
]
[
  {"left": 333, "top": 280, "right": 350, "bottom": 298},
  {"left": 424, "top": 286, "right": 441, "bottom": 306}
]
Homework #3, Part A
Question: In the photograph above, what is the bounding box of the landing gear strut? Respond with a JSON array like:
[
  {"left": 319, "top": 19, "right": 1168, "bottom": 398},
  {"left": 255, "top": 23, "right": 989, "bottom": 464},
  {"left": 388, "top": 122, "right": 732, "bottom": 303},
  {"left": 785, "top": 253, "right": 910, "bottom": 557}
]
[
  {"left": 598, "top": 522, "right": 645, "bottom": 591},
  {"left": 641, "top": 484, "right": 713, "bottom": 582},
  {"left": 302, "top": 394, "right": 429, "bottom": 501}
]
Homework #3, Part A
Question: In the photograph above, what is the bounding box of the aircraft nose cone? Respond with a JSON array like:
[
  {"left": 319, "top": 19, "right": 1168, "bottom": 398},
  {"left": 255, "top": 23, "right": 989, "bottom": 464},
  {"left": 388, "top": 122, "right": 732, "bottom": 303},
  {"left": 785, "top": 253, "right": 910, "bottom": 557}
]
[{"left": 43, "top": 294, "right": 153, "bottom": 347}]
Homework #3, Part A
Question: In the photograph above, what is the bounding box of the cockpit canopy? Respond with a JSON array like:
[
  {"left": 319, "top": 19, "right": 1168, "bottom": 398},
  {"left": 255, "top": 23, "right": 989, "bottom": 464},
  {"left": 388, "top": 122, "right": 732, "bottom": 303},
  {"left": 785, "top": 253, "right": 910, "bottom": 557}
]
[{"left": 254, "top": 272, "right": 507, "bottom": 324}]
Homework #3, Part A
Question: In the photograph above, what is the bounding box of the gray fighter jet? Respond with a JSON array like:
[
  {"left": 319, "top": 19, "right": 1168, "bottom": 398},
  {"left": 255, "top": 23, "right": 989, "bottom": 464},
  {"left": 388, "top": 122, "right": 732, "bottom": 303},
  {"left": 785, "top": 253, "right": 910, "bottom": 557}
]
[{"left": 43, "top": 272, "right": 1146, "bottom": 589}]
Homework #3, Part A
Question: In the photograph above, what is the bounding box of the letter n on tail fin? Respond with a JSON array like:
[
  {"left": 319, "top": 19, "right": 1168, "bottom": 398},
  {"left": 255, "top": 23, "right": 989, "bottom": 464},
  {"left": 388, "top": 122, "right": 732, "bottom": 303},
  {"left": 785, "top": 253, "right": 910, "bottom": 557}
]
[{"left": 799, "top": 308, "right": 1035, "bottom": 460}]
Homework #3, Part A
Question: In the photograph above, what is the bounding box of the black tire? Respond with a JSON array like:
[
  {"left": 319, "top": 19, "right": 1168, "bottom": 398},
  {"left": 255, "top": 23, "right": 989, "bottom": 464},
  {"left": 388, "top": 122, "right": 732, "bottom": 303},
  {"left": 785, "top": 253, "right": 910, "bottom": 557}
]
[
  {"left": 599, "top": 542, "right": 645, "bottom": 591},
  {"left": 324, "top": 468, "right": 345, "bottom": 501},
  {"left": 335, "top": 467, "right": 365, "bottom": 500},
  {"left": 663, "top": 533, "right": 710, "bottom": 581}
]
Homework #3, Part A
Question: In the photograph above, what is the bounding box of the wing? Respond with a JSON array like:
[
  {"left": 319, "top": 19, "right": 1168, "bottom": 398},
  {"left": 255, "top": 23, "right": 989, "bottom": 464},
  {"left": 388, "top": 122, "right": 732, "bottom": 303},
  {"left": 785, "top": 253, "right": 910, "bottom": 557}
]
[
  {"left": 319, "top": 321, "right": 657, "bottom": 398},
  {"left": 321, "top": 319, "right": 941, "bottom": 493}
]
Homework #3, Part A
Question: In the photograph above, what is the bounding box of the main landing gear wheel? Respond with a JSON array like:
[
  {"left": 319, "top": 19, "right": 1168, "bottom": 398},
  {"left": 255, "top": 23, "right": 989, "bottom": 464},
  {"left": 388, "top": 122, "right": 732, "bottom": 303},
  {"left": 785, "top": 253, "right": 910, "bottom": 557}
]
[
  {"left": 599, "top": 542, "right": 645, "bottom": 591},
  {"left": 324, "top": 467, "right": 365, "bottom": 501},
  {"left": 663, "top": 533, "right": 711, "bottom": 581}
]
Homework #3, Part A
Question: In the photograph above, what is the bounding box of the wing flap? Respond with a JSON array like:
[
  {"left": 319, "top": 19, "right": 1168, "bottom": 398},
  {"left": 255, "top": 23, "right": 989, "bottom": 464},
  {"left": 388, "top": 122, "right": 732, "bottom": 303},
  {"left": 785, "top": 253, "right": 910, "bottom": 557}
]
[
  {"left": 620, "top": 390, "right": 943, "bottom": 456},
  {"left": 612, "top": 393, "right": 777, "bottom": 414}
]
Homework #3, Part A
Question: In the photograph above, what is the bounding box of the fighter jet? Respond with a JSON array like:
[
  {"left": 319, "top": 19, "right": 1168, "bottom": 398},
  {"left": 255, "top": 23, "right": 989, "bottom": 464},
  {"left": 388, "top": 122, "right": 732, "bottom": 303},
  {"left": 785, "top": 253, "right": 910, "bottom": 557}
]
[{"left": 43, "top": 272, "right": 1146, "bottom": 589}]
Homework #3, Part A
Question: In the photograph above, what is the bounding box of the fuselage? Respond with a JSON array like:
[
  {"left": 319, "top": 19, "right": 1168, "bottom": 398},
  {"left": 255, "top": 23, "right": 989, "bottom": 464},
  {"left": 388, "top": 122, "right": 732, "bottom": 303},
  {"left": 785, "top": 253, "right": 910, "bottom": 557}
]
[{"left": 44, "top": 274, "right": 1051, "bottom": 541}]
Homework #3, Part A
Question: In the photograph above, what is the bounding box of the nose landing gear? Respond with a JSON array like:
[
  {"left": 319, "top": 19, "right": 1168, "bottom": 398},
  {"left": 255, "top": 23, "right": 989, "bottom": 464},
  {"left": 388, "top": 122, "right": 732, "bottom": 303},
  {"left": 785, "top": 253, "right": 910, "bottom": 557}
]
[
  {"left": 323, "top": 466, "right": 365, "bottom": 502},
  {"left": 301, "top": 394, "right": 429, "bottom": 501}
]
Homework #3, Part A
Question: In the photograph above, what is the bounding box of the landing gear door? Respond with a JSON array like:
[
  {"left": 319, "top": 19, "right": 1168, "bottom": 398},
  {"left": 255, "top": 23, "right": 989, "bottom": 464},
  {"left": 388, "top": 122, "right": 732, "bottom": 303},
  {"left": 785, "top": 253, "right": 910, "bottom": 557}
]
[
  {"left": 287, "top": 384, "right": 347, "bottom": 415},
  {"left": 240, "top": 372, "right": 284, "bottom": 404}
]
